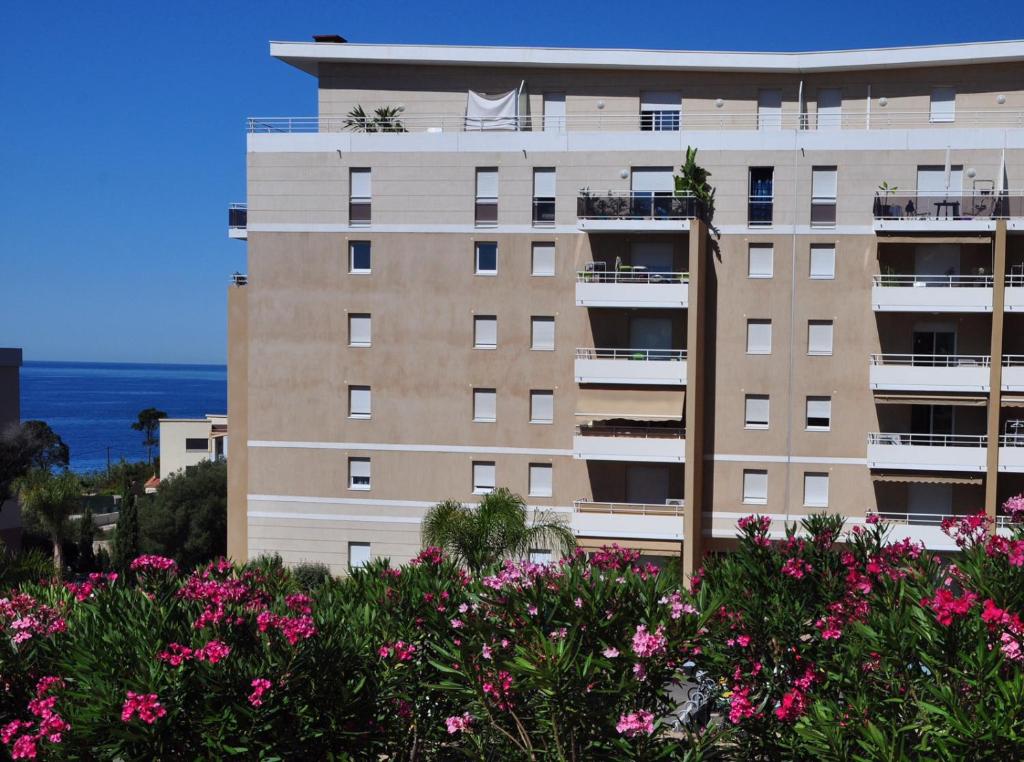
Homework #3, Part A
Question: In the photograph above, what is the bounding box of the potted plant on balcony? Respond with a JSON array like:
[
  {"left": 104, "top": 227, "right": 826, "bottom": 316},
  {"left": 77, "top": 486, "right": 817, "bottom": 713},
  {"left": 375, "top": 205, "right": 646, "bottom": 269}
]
[
  {"left": 344, "top": 105, "right": 408, "bottom": 133},
  {"left": 875, "top": 181, "right": 898, "bottom": 218}
]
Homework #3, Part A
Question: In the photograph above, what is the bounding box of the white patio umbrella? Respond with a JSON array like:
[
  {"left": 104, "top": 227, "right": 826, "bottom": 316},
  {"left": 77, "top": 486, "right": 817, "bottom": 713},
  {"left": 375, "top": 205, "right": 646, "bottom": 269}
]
[
  {"left": 943, "top": 147, "right": 952, "bottom": 193},
  {"left": 998, "top": 148, "right": 1007, "bottom": 194}
]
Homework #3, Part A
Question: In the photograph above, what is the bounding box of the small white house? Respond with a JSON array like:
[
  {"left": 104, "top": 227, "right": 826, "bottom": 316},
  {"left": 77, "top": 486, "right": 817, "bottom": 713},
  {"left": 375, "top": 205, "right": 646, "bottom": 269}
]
[{"left": 158, "top": 414, "right": 227, "bottom": 482}]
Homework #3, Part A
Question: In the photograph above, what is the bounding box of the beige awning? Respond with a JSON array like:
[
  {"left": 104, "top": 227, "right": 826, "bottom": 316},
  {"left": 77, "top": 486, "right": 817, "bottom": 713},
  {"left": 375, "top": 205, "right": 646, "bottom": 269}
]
[
  {"left": 874, "top": 393, "right": 987, "bottom": 407},
  {"left": 872, "top": 473, "right": 983, "bottom": 486},
  {"left": 877, "top": 236, "right": 992, "bottom": 244},
  {"left": 1003, "top": 396, "right": 1024, "bottom": 408},
  {"left": 575, "top": 388, "right": 684, "bottom": 423}
]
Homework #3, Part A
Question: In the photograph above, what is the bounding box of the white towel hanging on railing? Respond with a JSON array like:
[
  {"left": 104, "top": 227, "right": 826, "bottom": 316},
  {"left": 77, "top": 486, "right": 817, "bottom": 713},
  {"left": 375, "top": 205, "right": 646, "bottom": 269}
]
[{"left": 465, "top": 89, "right": 518, "bottom": 131}]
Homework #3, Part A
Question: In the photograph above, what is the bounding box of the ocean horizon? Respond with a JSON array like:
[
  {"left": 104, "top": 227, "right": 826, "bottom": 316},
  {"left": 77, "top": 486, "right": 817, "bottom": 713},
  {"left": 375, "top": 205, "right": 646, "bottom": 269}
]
[{"left": 19, "top": 360, "right": 227, "bottom": 473}]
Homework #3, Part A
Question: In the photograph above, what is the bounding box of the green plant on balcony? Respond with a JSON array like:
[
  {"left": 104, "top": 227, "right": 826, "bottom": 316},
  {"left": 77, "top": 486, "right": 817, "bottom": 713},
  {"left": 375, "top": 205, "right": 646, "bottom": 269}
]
[
  {"left": 344, "top": 105, "right": 408, "bottom": 133},
  {"left": 674, "top": 146, "right": 716, "bottom": 225}
]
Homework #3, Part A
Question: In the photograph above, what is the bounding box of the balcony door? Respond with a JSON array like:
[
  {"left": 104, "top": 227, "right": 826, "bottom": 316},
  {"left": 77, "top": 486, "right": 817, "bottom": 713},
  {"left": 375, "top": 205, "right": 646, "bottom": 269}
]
[
  {"left": 630, "top": 242, "right": 673, "bottom": 274},
  {"left": 912, "top": 328, "right": 955, "bottom": 366},
  {"left": 915, "top": 244, "right": 959, "bottom": 285},
  {"left": 907, "top": 483, "right": 952, "bottom": 521},
  {"left": 630, "top": 167, "right": 674, "bottom": 218},
  {"left": 911, "top": 405, "right": 954, "bottom": 436},
  {"left": 626, "top": 464, "right": 671, "bottom": 505},
  {"left": 629, "top": 316, "right": 673, "bottom": 359}
]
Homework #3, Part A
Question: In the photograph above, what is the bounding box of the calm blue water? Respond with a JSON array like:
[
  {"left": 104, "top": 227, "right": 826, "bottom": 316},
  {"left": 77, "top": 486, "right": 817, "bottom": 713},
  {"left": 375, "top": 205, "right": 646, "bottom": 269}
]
[{"left": 20, "top": 361, "right": 227, "bottom": 473}]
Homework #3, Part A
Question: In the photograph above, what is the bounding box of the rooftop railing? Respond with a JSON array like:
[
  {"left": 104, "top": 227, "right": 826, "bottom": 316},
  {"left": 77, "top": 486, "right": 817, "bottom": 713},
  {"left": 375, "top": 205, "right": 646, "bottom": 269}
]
[
  {"left": 577, "top": 191, "right": 704, "bottom": 221},
  {"left": 869, "top": 353, "right": 990, "bottom": 367},
  {"left": 576, "top": 269, "right": 689, "bottom": 285},
  {"left": 247, "top": 110, "right": 1024, "bottom": 134},
  {"left": 576, "top": 424, "right": 685, "bottom": 439},
  {"left": 873, "top": 511, "right": 1020, "bottom": 528},
  {"left": 868, "top": 432, "right": 987, "bottom": 447},
  {"left": 576, "top": 347, "right": 686, "bottom": 361},
  {"left": 872, "top": 274, "right": 993, "bottom": 288},
  {"left": 873, "top": 191, "right": 1024, "bottom": 220},
  {"left": 228, "top": 202, "right": 247, "bottom": 229},
  {"left": 573, "top": 499, "right": 685, "bottom": 516}
]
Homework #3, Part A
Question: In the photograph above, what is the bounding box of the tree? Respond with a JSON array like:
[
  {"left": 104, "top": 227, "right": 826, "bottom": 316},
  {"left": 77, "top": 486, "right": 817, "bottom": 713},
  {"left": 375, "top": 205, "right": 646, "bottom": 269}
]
[
  {"left": 0, "top": 421, "right": 70, "bottom": 511},
  {"left": 421, "top": 487, "right": 575, "bottom": 573},
  {"left": 77, "top": 506, "right": 96, "bottom": 573},
  {"left": 139, "top": 458, "right": 226, "bottom": 569},
  {"left": 112, "top": 492, "right": 140, "bottom": 570},
  {"left": 131, "top": 408, "right": 166, "bottom": 465},
  {"left": 16, "top": 469, "right": 81, "bottom": 579}
]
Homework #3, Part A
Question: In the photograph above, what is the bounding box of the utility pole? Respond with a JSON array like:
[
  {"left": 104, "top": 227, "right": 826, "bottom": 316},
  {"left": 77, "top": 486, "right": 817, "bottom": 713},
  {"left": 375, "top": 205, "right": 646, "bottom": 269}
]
[{"left": 106, "top": 447, "right": 112, "bottom": 480}]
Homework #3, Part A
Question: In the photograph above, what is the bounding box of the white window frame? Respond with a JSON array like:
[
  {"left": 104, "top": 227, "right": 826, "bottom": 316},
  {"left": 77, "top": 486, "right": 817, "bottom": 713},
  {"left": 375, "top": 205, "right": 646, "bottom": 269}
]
[
  {"left": 348, "top": 542, "right": 371, "bottom": 569},
  {"left": 806, "top": 396, "right": 832, "bottom": 432},
  {"left": 531, "top": 316, "right": 555, "bottom": 351},
  {"left": 530, "top": 390, "right": 554, "bottom": 424},
  {"left": 748, "top": 244, "right": 774, "bottom": 279},
  {"left": 811, "top": 167, "right": 838, "bottom": 228},
  {"left": 475, "top": 241, "right": 498, "bottom": 276},
  {"left": 744, "top": 394, "right": 770, "bottom": 429},
  {"left": 349, "top": 241, "right": 371, "bottom": 274},
  {"left": 529, "top": 549, "right": 552, "bottom": 564},
  {"left": 348, "top": 313, "right": 371, "bottom": 347},
  {"left": 746, "top": 319, "right": 772, "bottom": 355},
  {"left": 810, "top": 245, "right": 836, "bottom": 280},
  {"left": 528, "top": 463, "right": 553, "bottom": 497},
  {"left": 472, "top": 461, "right": 496, "bottom": 495},
  {"left": 474, "top": 315, "right": 497, "bottom": 349},
  {"left": 473, "top": 388, "right": 497, "bottom": 423},
  {"left": 803, "top": 473, "right": 829, "bottom": 508},
  {"left": 348, "top": 457, "right": 371, "bottom": 491},
  {"left": 742, "top": 469, "right": 768, "bottom": 505},
  {"left": 808, "top": 320, "right": 834, "bottom": 356},
  {"left": 531, "top": 242, "right": 556, "bottom": 277},
  {"left": 348, "top": 385, "right": 372, "bottom": 419}
]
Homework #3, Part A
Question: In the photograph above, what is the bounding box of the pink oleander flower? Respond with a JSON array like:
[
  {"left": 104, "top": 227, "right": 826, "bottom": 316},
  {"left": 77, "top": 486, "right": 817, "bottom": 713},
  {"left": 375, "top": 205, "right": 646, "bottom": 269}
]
[
  {"left": 1004, "top": 494, "right": 1024, "bottom": 523},
  {"left": 982, "top": 599, "right": 1008, "bottom": 626},
  {"left": 392, "top": 641, "right": 416, "bottom": 662},
  {"left": 632, "top": 662, "right": 647, "bottom": 681},
  {"left": 527, "top": 605, "right": 538, "bottom": 616},
  {"left": 775, "top": 688, "right": 808, "bottom": 722},
  {"left": 781, "top": 557, "right": 812, "bottom": 579},
  {"left": 451, "top": 618, "right": 463, "bottom": 629},
  {"left": 922, "top": 588, "right": 978, "bottom": 627},
  {"left": 121, "top": 692, "right": 166, "bottom": 724},
  {"left": 659, "top": 591, "right": 698, "bottom": 619},
  {"left": 549, "top": 627, "right": 568, "bottom": 640},
  {"left": 1001, "top": 633, "right": 1023, "bottom": 662},
  {"left": 11, "top": 734, "right": 37, "bottom": 759},
  {"left": 865, "top": 513, "right": 880, "bottom": 525},
  {"left": 728, "top": 685, "right": 757, "bottom": 724},
  {"left": 410, "top": 546, "right": 445, "bottom": 566},
  {"left": 481, "top": 644, "right": 493, "bottom": 660},
  {"left": 196, "top": 640, "right": 231, "bottom": 664},
  {"left": 284, "top": 593, "right": 313, "bottom": 614},
  {"left": 603, "top": 647, "right": 619, "bottom": 658},
  {"left": 248, "top": 678, "right": 272, "bottom": 707},
  {"left": 445, "top": 712, "right": 474, "bottom": 734},
  {"left": 130, "top": 555, "right": 179, "bottom": 575},
  {"left": 156, "top": 643, "right": 194, "bottom": 666},
  {"left": 616, "top": 709, "right": 655, "bottom": 737},
  {"left": 1, "top": 720, "right": 32, "bottom": 745},
  {"left": 631, "top": 625, "right": 667, "bottom": 658},
  {"left": 815, "top": 616, "right": 843, "bottom": 640}
]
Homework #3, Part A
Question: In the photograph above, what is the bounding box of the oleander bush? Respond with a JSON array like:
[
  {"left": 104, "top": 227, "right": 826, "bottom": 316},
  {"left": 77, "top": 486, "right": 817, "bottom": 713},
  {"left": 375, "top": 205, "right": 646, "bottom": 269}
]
[{"left": 1, "top": 508, "right": 1023, "bottom": 760}]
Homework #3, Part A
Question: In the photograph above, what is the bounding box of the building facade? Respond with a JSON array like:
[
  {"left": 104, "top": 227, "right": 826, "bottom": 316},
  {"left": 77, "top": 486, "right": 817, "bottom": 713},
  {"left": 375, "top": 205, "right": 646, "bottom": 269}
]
[
  {"left": 0, "top": 348, "right": 24, "bottom": 548},
  {"left": 227, "top": 39, "right": 1024, "bottom": 575},
  {"left": 158, "top": 414, "right": 227, "bottom": 482}
]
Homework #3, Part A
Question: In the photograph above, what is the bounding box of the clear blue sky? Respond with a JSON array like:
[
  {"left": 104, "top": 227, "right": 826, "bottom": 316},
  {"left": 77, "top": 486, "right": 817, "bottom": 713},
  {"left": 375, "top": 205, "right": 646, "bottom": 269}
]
[{"left": 1, "top": 0, "right": 1019, "bottom": 364}]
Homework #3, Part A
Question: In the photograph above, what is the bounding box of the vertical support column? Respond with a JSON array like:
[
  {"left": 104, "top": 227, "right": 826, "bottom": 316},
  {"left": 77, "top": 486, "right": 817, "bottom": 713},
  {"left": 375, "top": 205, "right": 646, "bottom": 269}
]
[
  {"left": 227, "top": 282, "right": 250, "bottom": 562},
  {"left": 683, "top": 220, "right": 708, "bottom": 579},
  {"left": 986, "top": 221, "right": 1007, "bottom": 519}
]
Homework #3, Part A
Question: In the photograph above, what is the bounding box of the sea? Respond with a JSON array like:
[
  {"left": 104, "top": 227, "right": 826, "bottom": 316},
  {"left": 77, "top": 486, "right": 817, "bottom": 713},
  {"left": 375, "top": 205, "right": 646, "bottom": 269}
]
[{"left": 19, "top": 362, "right": 227, "bottom": 473}]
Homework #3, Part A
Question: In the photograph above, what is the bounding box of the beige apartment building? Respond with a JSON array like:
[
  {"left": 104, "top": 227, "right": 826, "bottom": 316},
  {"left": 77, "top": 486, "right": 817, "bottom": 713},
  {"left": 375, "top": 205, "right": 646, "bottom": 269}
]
[{"left": 227, "top": 38, "right": 1024, "bottom": 576}]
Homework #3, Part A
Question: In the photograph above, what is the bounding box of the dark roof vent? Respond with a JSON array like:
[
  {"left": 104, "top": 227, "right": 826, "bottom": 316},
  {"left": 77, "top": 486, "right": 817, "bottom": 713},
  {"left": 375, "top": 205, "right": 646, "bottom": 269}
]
[{"left": 313, "top": 34, "right": 347, "bottom": 43}]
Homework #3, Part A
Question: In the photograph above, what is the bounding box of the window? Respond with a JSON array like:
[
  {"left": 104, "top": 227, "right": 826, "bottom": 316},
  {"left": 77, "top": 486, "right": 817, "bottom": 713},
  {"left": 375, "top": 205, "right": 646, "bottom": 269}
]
[
  {"left": 529, "top": 463, "right": 553, "bottom": 497},
  {"left": 184, "top": 438, "right": 208, "bottom": 452},
  {"left": 744, "top": 395, "right": 770, "bottom": 429},
  {"left": 748, "top": 244, "right": 774, "bottom": 278},
  {"left": 349, "top": 385, "right": 371, "bottom": 419},
  {"left": 531, "top": 316, "right": 555, "bottom": 350},
  {"left": 529, "top": 549, "right": 552, "bottom": 564},
  {"left": 530, "top": 390, "right": 554, "bottom": 424},
  {"left": 810, "top": 245, "right": 836, "bottom": 280},
  {"left": 816, "top": 88, "right": 842, "bottom": 130},
  {"left": 746, "top": 319, "right": 772, "bottom": 355},
  {"left": 472, "top": 461, "right": 496, "bottom": 494},
  {"left": 631, "top": 167, "right": 675, "bottom": 218},
  {"left": 475, "top": 242, "right": 497, "bottom": 275},
  {"left": 532, "top": 243, "right": 555, "bottom": 276},
  {"left": 811, "top": 167, "right": 837, "bottom": 227},
  {"left": 743, "top": 469, "right": 768, "bottom": 505},
  {"left": 475, "top": 168, "right": 498, "bottom": 226},
  {"left": 808, "top": 320, "right": 834, "bottom": 356},
  {"left": 804, "top": 473, "right": 829, "bottom": 507},
  {"left": 917, "top": 164, "right": 963, "bottom": 196},
  {"left": 474, "top": 315, "right": 497, "bottom": 349},
  {"left": 473, "top": 388, "right": 496, "bottom": 422},
  {"left": 532, "top": 168, "right": 556, "bottom": 225},
  {"left": 543, "top": 92, "right": 566, "bottom": 131},
  {"left": 640, "top": 91, "right": 681, "bottom": 131},
  {"left": 349, "top": 168, "right": 371, "bottom": 225},
  {"left": 348, "top": 542, "right": 371, "bottom": 569},
  {"left": 806, "top": 396, "right": 832, "bottom": 431},
  {"left": 349, "top": 457, "right": 371, "bottom": 490},
  {"left": 758, "top": 89, "right": 782, "bottom": 130},
  {"left": 930, "top": 87, "right": 956, "bottom": 123},
  {"left": 349, "top": 242, "right": 371, "bottom": 273},
  {"left": 748, "top": 167, "right": 774, "bottom": 226},
  {"left": 349, "top": 313, "right": 371, "bottom": 347}
]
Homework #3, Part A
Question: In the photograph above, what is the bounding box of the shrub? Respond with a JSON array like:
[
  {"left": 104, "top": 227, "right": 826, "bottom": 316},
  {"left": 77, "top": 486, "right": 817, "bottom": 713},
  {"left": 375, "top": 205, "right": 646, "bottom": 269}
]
[{"left": 292, "top": 562, "right": 332, "bottom": 591}]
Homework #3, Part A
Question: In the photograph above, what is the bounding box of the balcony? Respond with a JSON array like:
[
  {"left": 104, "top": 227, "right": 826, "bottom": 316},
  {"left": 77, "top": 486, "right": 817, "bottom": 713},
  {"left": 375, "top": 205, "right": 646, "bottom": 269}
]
[
  {"left": 999, "top": 435, "right": 1024, "bottom": 472},
  {"left": 576, "top": 270, "right": 688, "bottom": 309},
  {"left": 869, "top": 354, "right": 990, "bottom": 392},
  {"left": 572, "top": 500, "right": 684, "bottom": 541},
  {"left": 1003, "top": 356, "right": 1024, "bottom": 391},
  {"left": 1006, "top": 274, "right": 1024, "bottom": 312},
  {"left": 867, "top": 432, "right": 987, "bottom": 472},
  {"left": 872, "top": 191, "right": 1024, "bottom": 232},
  {"left": 573, "top": 424, "right": 685, "bottom": 463},
  {"left": 228, "top": 203, "right": 247, "bottom": 239},
  {"left": 576, "top": 192, "right": 701, "bottom": 232},
  {"left": 575, "top": 348, "right": 686, "bottom": 386},
  {"left": 871, "top": 274, "right": 993, "bottom": 313}
]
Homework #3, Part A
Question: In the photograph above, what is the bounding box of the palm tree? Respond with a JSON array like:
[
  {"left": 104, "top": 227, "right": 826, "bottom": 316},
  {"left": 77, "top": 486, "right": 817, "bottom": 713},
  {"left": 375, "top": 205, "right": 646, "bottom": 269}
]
[
  {"left": 17, "top": 469, "right": 82, "bottom": 579},
  {"left": 343, "top": 105, "right": 407, "bottom": 133},
  {"left": 421, "top": 487, "right": 575, "bottom": 573}
]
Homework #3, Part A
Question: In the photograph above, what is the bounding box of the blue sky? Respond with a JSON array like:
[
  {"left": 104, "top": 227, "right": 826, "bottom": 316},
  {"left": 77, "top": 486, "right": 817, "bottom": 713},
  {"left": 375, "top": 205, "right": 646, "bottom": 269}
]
[{"left": 1, "top": 0, "right": 1019, "bottom": 364}]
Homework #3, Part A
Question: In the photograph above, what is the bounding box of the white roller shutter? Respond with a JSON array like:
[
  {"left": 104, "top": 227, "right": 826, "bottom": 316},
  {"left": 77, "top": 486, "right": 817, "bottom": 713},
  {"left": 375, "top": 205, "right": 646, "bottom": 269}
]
[
  {"left": 532, "top": 243, "right": 555, "bottom": 276},
  {"left": 811, "top": 168, "right": 838, "bottom": 200},
  {"left": 817, "top": 89, "right": 842, "bottom": 130},
  {"left": 748, "top": 245, "right": 774, "bottom": 278},
  {"left": 349, "top": 314, "right": 371, "bottom": 346},
  {"left": 630, "top": 167, "right": 675, "bottom": 193},
  {"left": 758, "top": 90, "right": 782, "bottom": 129},
  {"left": 804, "top": 473, "right": 829, "bottom": 507},
  {"left": 474, "top": 316, "right": 497, "bottom": 348},
  {"left": 743, "top": 470, "right": 768, "bottom": 504},
  {"left": 349, "top": 386, "right": 372, "bottom": 418},
  {"left": 747, "top": 320, "right": 772, "bottom": 354},
  {"left": 531, "top": 390, "right": 554, "bottom": 423},
  {"left": 918, "top": 165, "right": 963, "bottom": 195},
  {"left": 473, "top": 462, "right": 496, "bottom": 493},
  {"left": 930, "top": 87, "right": 956, "bottom": 123},
  {"left": 476, "top": 168, "right": 498, "bottom": 199},
  {"left": 350, "top": 169, "right": 372, "bottom": 199},
  {"left": 744, "top": 395, "right": 770, "bottom": 428},
  {"left": 533, "top": 168, "right": 556, "bottom": 198},
  {"left": 808, "top": 321, "right": 834, "bottom": 355},
  {"left": 640, "top": 91, "right": 681, "bottom": 111},
  {"left": 473, "top": 388, "right": 496, "bottom": 422},
  {"left": 348, "top": 542, "right": 371, "bottom": 568},
  {"left": 531, "top": 317, "right": 555, "bottom": 350},
  {"left": 810, "top": 246, "right": 836, "bottom": 279},
  {"left": 529, "top": 463, "right": 553, "bottom": 497},
  {"left": 349, "top": 458, "right": 371, "bottom": 490}
]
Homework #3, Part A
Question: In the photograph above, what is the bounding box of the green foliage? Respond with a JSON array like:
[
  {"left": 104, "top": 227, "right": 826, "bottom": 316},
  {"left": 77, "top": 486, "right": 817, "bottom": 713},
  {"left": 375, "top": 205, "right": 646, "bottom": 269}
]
[
  {"left": 674, "top": 146, "right": 717, "bottom": 228},
  {"left": 78, "top": 459, "right": 152, "bottom": 496},
  {"left": 343, "top": 104, "right": 407, "bottom": 133},
  {"left": 112, "top": 493, "right": 140, "bottom": 571},
  {"left": 137, "top": 459, "right": 226, "bottom": 569},
  {"left": 292, "top": 562, "right": 332, "bottom": 591},
  {"left": 16, "top": 469, "right": 82, "bottom": 579},
  {"left": 76, "top": 507, "right": 96, "bottom": 574},
  {"left": 421, "top": 487, "right": 576, "bottom": 573},
  {"left": 0, "top": 548, "right": 52, "bottom": 588},
  {"left": 0, "top": 420, "right": 70, "bottom": 507},
  {"left": 131, "top": 408, "right": 167, "bottom": 465}
]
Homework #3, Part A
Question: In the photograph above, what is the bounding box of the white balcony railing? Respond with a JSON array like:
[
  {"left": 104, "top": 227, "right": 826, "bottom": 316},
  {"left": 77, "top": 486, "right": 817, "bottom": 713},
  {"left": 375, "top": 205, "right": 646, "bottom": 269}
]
[
  {"left": 573, "top": 425, "right": 685, "bottom": 463},
  {"left": 1006, "top": 277, "right": 1024, "bottom": 312},
  {"left": 867, "top": 432, "right": 988, "bottom": 472},
  {"left": 576, "top": 347, "right": 685, "bottom": 361},
  {"left": 575, "top": 347, "right": 686, "bottom": 386},
  {"left": 247, "top": 110, "right": 1024, "bottom": 134},
  {"left": 571, "top": 500, "right": 685, "bottom": 541},
  {"left": 576, "top": 270, "right": 689, "bottom": 309},
  {"left": 999, "top": 434, "right": 1024, "bottom": 472},
  {"left": 574, "top": 500, "right": 685, "bottom": 516},
  {"left": 871, "top": 274, "right": 993, "bottom": 313},
  {"left": 1002, "top": 355, "right": 1024, "bottom": 391},
  {"left": 868, "top": 353, "right": 990, "bottom": 392},
  {"left": 577, "top": 270, "right": 688, "bottom": 285}
]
